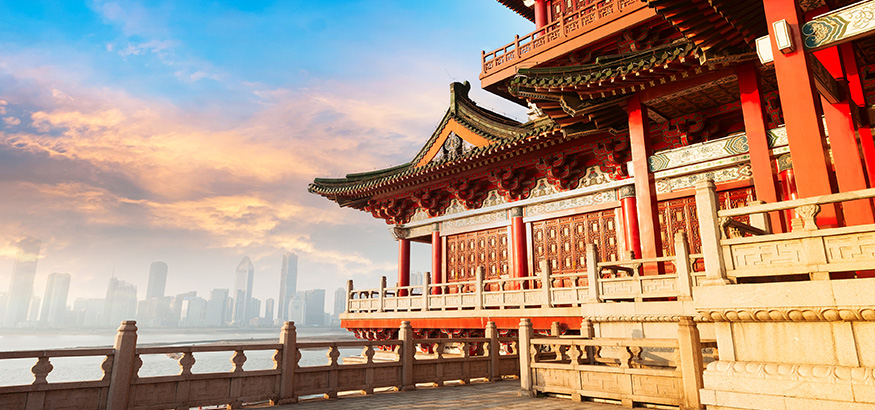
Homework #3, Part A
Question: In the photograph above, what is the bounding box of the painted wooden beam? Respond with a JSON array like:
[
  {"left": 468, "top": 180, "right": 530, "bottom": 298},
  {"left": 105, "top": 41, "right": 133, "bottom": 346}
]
[{"left": 802, "top": 0, "right": 875, "bottom": 51}]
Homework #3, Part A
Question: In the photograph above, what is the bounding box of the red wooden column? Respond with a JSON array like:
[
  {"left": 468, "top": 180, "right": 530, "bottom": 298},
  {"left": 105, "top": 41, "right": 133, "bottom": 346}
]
[
  {"left": 814, "top": 48, "right": 874, "bottom": 224},
  {"left": 840, "top": 43, "right": 875, "bottom": 185},
  {"left": 628, "top": 93, "right": 662, "bottom": 262},
  {"left": 398, "top": 238, "right": 410, "bottom": 297},
  {"left": 763, "top": 0, "right": 838, "bottom": 227},
  {"left": 619, "top": 186, "right": 642, "bottom": 258},
  {"left": 431, "top": 225, "right": 442, "bottom": 295},
  {"left": 777, "top": 155, "right": 799, "bottom": 224},
  {"left": 736, "top": 63, "right": 784, "bottom": 232},
  {"left": 510, "top": 207, "right": 529, "bottom": 285},
  {"left": 534, "top": 0, "right": 548, "bottom": 29}
]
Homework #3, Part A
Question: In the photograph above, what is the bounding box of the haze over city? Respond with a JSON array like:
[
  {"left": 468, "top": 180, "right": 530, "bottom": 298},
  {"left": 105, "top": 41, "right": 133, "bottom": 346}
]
[{"left": 0, "top": 1, "right": 531, "bottom": 313}]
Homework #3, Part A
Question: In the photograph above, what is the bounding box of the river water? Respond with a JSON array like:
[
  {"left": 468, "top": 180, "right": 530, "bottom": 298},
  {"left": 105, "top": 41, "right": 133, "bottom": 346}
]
[{"left": 0, "top": 327, "right": 363, "bottom": 386}]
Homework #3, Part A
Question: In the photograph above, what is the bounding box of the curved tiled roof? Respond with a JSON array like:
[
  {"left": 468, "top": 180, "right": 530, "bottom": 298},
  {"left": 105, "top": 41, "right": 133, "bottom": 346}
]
[
  {"left": 309, "top": 82, "right": 559, "bottom": 205},
  {"left": 497, "top": 0, "right": 535, "bottom": 22}
]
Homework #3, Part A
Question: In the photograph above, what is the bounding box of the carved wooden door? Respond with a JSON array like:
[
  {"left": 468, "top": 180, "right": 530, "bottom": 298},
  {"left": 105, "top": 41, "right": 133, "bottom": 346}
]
[
  {"left": 531, "top": 209, "right": 618, "bottom": 283},
  {"left": 658, "top": 186, "right": 756, "bottom": 257},
  {"left": 446, "top": 227, "right": 509, "bottom": 290}
]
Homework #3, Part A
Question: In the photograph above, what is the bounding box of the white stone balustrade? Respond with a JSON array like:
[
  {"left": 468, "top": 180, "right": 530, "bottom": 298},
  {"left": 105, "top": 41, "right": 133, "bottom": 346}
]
[{"left": 0, "top": 320, "right": 518, "bottom": 410}]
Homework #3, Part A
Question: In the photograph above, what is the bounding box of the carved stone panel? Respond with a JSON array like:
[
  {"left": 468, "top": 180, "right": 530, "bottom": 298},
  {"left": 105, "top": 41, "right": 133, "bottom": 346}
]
[
  {"left": 824, "top": 232, "right": 875, "bottom": 264},
  {"left": 730, "top": 241, "right": 805, "bottom": 270}
]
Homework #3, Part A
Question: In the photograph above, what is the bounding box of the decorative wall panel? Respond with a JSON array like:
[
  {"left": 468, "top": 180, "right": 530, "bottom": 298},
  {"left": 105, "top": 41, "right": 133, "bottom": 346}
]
[
  {"left": 530, "top": 210, "right": 618, "bottom": 280},
  {"left": 658, "top": 187, "right": 755, "bottom": 258},
  {"left": 446, "top": 227, "right": 509, "bottom": 283}
]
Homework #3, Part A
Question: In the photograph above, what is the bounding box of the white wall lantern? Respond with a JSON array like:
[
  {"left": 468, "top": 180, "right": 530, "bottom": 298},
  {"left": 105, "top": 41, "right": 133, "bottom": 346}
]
[
  {"left": 772, "top": 19, "right": 794, "bottom": 53},
  {"left": 755, "top": 35, "right": 774, "bottom": 64}
]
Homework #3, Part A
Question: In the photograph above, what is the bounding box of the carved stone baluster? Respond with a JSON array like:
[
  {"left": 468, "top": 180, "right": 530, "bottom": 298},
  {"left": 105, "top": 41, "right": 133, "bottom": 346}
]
[
  {"left": 132, "top": 355, "right": 143, "bottom": 380},
  {"left": 31, "top": 356, "right": 53, "bottom": 384},
  {"left": 231, "top": 350, "right": 247, "bottom": 373},
  {"left": 100, "top": 355, "right": 114, "bottom": 381},
  {"left": 272, "top": 349, "right": 282, "bottom": 370},
  {"left": 567, "top": 344, "right": 582, "bottom": 368},
  {"left": 327, "top": 345, "right": 340, "bottom": 366},
  {"left": 795, "top": 204, "right": 821, "bottom": 231},
  {"left": 178, "top": 352, "right": 195, "bottom": 376},
  {"left": 618, "top": 346, "right": 633, "bottom": 368},
  {"left": 628, "top": 346, "right": 643, "bottom": 368}
]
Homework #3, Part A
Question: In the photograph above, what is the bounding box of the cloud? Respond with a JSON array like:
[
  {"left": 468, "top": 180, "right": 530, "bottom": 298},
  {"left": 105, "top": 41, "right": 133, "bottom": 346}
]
[
  {"left": 0, "top": 100, "right": 7, "bottom": 115},
  {"left": 3, "top": 117, "right": 20, "bottom": 126}
]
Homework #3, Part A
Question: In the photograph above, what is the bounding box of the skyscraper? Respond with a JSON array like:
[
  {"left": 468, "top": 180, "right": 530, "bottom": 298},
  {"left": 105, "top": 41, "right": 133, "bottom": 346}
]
[
  {"left": 303, "top": 289, "right": 325, "bottom": 326},
  {"left": 204, "top": 288, "right": 229, "bottom": 327},
  {"left": 4, "top": 237, "right": 41, "bottom": 326},
  {"left": 104, "top": 277, "right": 137, "bottom": 327},
  {"left": 232, "top": 257, "right": 254, "bottom": 325},
  {"left": 146, "top": 262, "right": 168, "bottom": 299},
  {"left": 40, "top": 272, "right": 71, "bottom": 325},
  {"left": 278, "top": 252, "right": 297, "bottom": 322}
]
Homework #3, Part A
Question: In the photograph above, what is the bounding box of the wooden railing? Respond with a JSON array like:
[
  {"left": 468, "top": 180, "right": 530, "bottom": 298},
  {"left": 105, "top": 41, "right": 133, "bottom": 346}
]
[
  {"left": 695, "top": 180, "right": 875, "bottom": 283},
  {"left": 346, "top": 233, "right": 703, "bottom": 315},
  {"left": 0, "top": 321, "right": 519, "bottom": 410},
  {"left": 518, "top": 317, "right": 711, "bottom": 409},
  {"left": 481, "top": 0, "right": 647, "bottom": 77}
]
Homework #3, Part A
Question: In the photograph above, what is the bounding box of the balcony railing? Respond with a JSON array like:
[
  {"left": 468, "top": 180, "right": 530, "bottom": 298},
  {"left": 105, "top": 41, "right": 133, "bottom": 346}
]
[
  {"left": 481, "top": 0, "right": 647, "bottom": 78},
  {"left": 345, "top": 232, "right": 703, "bottom": 315}
]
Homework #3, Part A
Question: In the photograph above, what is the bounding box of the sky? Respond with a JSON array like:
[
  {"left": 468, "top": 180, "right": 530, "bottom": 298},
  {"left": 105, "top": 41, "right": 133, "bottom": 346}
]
[{"left": 0, "top": 1, "right": 533, "bottom": 312}]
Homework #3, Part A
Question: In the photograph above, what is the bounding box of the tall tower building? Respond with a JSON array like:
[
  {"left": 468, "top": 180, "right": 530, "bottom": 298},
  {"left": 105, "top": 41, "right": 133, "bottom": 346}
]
[
  {"left": 146, "top": 262, "right": 168, "bottom": 299},
  {"left": 204, "top": 288, "right": 229, "bottom": 326},
  {"left": 104, "top": 277, "right": 137, "bottom": 327},
  {"left": 232, "top": 257, "right": 254, "bottom": 325},
  {"left": 303, "top": 289, "right": 326, "bottom": 326},
  {"left": 4, "top": 237, "right": 41, "bottom": 327},
  {"left": 40, "top": 272, "right": 71, "bottom": 325},
  {"left": 278, "top": 252, "right": 298, "bottom": 322}
]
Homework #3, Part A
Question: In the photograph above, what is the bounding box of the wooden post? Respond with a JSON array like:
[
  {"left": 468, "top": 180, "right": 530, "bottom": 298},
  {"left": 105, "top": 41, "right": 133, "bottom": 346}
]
[
  {"left": 422, "top": 272, "right": 430, "bottom": 311},
  {"left": 511, "top": 208, "right": 529, "bottom": 285},
  {"left": 628, "top": 93, "right": 663, "bottom": 264},
  {"left": 518, "top": 318, "right": 535, "bottom": 397},
  {"left": 674, "top": 232, "right": 694, "bottom": 300},
  {"left": 486, "top": 321, "right": 500, "bottom": 382},
  {"left": 586, "top": 243, "right": 601, "bottom": 302},
  {"left": 474, "top": 266, "right": 484, "bottom": 310},
  {"left": 345, "top": 280, "right": 353, "bottom": 313},
  {"left": 378, "top": 276, "right": 386, "bottom": 313},
  {"left": 619, "top": 186, "right": 643, "bottom": 258},
  {"left": 107, "top": 320, "right": 138, "bottom": 410},
  {"left": 695, "top": 180, "right": 729, "bottom": 285},
  {"left": 540, "top": 260, "right": 552, "bottom": 308},
  {"left": 398, "top": 238, "right": 411, "bottom": 297},
  {"left": 399, "top": 321, "right": 415, "bottom": 391},
  {"left": 276, "top": 322, "right": 297, "bottom": 404},
  {"left": 431, "top": 226, "right": 443, "bottom": 295},
  {"left": 677, "top": 316, "right": 704, "bottom": 410}
]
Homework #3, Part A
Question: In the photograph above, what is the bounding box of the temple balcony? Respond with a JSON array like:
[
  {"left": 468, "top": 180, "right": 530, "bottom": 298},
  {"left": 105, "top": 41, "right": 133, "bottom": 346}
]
[{"left": 479, "top": 0, "right": 655, "bottom": 98}]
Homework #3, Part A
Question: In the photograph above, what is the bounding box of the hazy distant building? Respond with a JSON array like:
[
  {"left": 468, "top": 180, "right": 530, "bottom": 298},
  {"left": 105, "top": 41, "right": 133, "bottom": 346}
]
[
  {"left": 4, "top": 237, "right": 41, "bottom": 326},
  {"left": 264, "top": 298, "right": 275, "bottom": 322},
  {"left": 137, "top": 296, "right": 173, "bottom": 327},
  {"left": 278, "top": 252, "right": 297, "bottom": 322},
  {"left": 40, "top": 273, "right": 71, "bottom": 325},
  {"left": 303, "top": 289, "right": 325, "bottom": 326},
  {"left": 232, "top": 257, "right": 255, "bottom": 325},
  {"left": 104, "top": 278, "right": 137, "bottom": 326},
  {"left": 288, "top": 292, "right": 305, "bottom": 324},
  {"left": 249, "top": 297, "right": 261, "bottom": 325},
  {"left": 146, "top": 262, "right": 168, "bottom": 299},
  {"left": 0, "top": 292, "right": 7, "bottom": 323},
  {"left": 27, "top": 296, "right": 41, "bottom": 322},
  {"left": 73, "top": 298, "right": 105, "bottom": 327},
  {"left": 333, "top": 287, "right": 346, "bottom": 326},
  {"left": 180, "top": 296, "right": 206, "bottom": 327},
  {"left": 205, "top": 288, "right": 229, "bottom": 326}
]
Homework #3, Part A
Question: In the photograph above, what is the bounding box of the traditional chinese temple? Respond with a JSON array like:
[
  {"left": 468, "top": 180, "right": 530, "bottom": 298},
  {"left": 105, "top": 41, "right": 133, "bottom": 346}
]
[{"left": 311, "top": 0, "right": 875, "bottom": 408}]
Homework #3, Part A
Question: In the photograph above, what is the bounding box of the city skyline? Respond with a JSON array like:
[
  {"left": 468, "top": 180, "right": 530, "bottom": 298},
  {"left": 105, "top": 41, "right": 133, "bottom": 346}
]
[{"left": 0, "top": 2, "right": 530, "bottom": 308}]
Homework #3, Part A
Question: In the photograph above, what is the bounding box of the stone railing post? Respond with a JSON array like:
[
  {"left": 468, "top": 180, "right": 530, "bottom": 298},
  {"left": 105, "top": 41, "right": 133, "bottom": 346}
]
[
  {"left": 674, "top": 232, "right": 694, "bottom": 300},
  {"left": 747, "top": 200, "right": 772, "bottom": 233},
  {"left": 107, "top": 320, "right": 138, "bottom": 410},
  {"left": 378, "top": 276, "right": 386, "bottom": 312},
  {"left": 276, "top": 322, "right": 297, "bottom": 405},
  {"left": 422, "top": 272, "right": 430, "bottom": 311},
  {"left": 581, "top": 319, "right": 596, "bottom": 365},
  {"left": 475, "top": 267, "right": 484, "bottom": 310},
  {"left": 518, "top": 318, "right": 535, "bottom": 397},
  {"left": 694, "top": 180, "right": 730, "bottom": 285},
  {"left": 540, "top": 260, "right": 552, "bottom": 308},
  {"left": 399, "top": 321, "right": 415, "bottom": 391},
  {"left": 585, "top": 244, "right": 600, "bottom": 302},
  {"left": 486, "top": 321, "right": 500, "bottom": 382},
  {"left": 345, "top": 280, "right": 353, "bottom": 313},
  {"left": 677, "top": 316, "right": 704, "bottom": 410}
]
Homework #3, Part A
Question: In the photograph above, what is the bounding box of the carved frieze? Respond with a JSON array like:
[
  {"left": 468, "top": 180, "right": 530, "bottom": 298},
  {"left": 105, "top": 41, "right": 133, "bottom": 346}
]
[
  {"left": 698, "top": 307, "right": 875, "bottom": 322},
  {"left": 446, "top": 178, "right": 487, "bottom": 210},
  {"left": 441, "top": 210, "right": 507, "bottom": 230},
  {"left": 704, "top": 360, "right": 875, "bottom": 385},
  {"left": 649, "top": 133, "right": 749, "bottom": 172},
  {"left": 489, "top": 166, "right": 536, "bottom": 201},
  {"left": 536, "top": 152, "right": 584, "bottom": 190},
  {"left": 529, "top": 178, "right": 560, "bottom": 198},
  {"left": 411, "top": 188, "right": 451, "bottom": 217},
  {"left": 481, "top": 190, "right": 506, "bottom": 208},
  {"left": 656, "top": 164, "right": 752, "bottom": 194},
  {"left": 526, "top": 189, "right": 618, "bottom": 217}
]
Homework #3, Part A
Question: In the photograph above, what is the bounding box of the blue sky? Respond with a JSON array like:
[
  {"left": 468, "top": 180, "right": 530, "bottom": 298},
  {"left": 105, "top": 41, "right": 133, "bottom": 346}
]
[{"left": 0, "top": 1, "right": 533, "bottom": 310}]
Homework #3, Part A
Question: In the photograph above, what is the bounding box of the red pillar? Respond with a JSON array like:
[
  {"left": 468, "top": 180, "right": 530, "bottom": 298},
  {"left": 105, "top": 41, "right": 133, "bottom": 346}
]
[
  {"left": 431, "top": 226, "right": 442, "bottom": 295},
  {"left": 777, "top": 155, "right": 799, "bottom": 226},
  {"left": 763, "top": 0, "right": 838, "bottom": 227},
  {"left": 628, "top": 93, "right": 662, "bottom": 262},
  {"left": 840, "top": 43, "right": 875, "bottom": 186},
  {"left": 398, "top": 238, "right": 410, "bottom": 297},
  {"left": 737, "top": 63, "right": 784, "bottom": 232},
  {"left": 534, "top": 0, "right": 548, "bottom": 29},
  {"left": 619, "top": 187, "right": 642, "bottom": 258},
  {"left": 510, "top": 207, "right": 528, "bottom": 286},
  {"left": 814, "top": 48, "right": 874, "bottom": 225}
]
